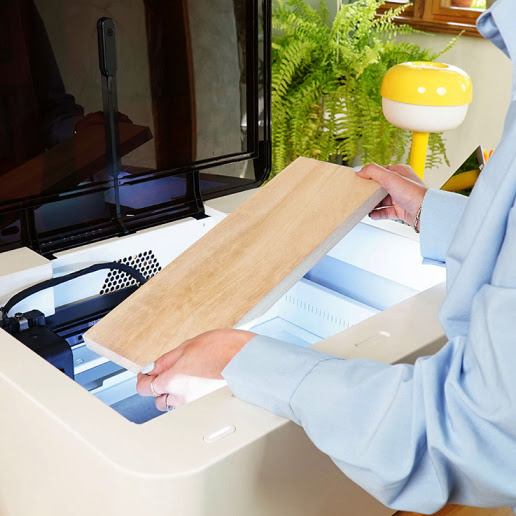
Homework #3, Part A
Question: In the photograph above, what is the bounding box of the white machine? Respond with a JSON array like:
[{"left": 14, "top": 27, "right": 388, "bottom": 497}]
[
  {"left": 0, "top": 1, "right": 448, "bottom": 514},
  {"left": 0, "top": 204, "right": 447, "bottom": 515}
]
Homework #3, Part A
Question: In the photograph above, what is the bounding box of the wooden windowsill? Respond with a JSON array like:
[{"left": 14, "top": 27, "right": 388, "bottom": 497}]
[
  {"left": 388, "top": 14, "right": 482, "bottom": 37},
  {"left": 377, "top": 2, "right": 484, "bottom": 38}
]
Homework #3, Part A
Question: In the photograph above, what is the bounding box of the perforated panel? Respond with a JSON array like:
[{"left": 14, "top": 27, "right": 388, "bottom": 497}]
[{"left": 100, "top": 251, "right": 162, "bottom": 296}]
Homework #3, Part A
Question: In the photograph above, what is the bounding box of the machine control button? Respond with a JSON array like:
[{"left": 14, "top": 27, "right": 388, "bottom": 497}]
[
  {"left": 354, "top": 331, "right": 390, "bottom": 348},
  {"left": 203, "top": 425, "right": 236, "bottom": 444}
]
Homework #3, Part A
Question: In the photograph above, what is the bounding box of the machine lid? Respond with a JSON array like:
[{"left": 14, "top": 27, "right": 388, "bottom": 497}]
[{"left": 0, "top": 0, "right": 270, "bottom": 256}]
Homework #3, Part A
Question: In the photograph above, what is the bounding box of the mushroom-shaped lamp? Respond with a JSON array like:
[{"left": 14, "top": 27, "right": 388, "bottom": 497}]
[{"left": 381, "top": 62, "right": 472, "bottom": 179}]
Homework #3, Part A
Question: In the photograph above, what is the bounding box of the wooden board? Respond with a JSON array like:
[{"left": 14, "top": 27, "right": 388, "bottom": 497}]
[
  {"left": 84, "top": 157, "right": 385, "bottom": 372},
  {"left": 396, "top": 505, "right": 514, "bottom": 516}
]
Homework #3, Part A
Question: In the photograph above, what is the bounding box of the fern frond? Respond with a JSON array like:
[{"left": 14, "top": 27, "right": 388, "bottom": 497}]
[{"left": 270, "top": 0, "right": 459, "bottom": 177}]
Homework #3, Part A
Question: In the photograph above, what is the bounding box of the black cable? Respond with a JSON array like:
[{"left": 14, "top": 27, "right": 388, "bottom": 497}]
[{"left": 1, "top": 262, "right": 147, "bottom": 316}]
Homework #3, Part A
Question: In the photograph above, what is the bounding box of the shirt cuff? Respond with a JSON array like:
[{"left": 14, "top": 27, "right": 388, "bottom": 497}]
[
  {"left": 420, "top": 189, "right": 468, "bottom": 264},
  {"left": 222, "top": 335, "right": 332, "bottom": 423}
]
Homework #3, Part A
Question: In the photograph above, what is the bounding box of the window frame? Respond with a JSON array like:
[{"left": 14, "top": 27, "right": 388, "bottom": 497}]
[{"left": 377, "top": 0, "right": 484, "bottom": 38}]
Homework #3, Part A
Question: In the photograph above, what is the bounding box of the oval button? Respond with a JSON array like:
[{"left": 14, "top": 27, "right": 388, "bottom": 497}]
[
  {"left": 203, "top": 425, "right": 236, "bottom": 444},
  {"left": 354, "top": 331, "right": 391, "bottom": 348}
]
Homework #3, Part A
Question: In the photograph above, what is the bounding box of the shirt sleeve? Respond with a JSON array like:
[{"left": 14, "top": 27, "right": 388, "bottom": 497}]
[
  {"left": 223, "top": 206, "right": 516, "bottom": 512},
  {"left": 420, "top": 189, "right": 468, "bottom": 265}
]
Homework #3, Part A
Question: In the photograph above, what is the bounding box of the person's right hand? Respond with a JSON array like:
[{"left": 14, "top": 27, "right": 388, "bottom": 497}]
[{"left": 355, "top": 164, "right": 428, "bottom": 231}]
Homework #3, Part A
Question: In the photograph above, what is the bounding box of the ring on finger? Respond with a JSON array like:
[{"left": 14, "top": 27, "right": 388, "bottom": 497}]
[
  {"left": 150, "top": 377, "right": 160, "bottom": 397},
  {"left": 165, "top": 394, "right": 175, "bottom": 412}
]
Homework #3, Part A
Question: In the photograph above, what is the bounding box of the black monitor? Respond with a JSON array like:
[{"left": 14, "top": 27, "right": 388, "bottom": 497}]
[{"left": 0, "top": 0, "right": 271, "bottom": 255}]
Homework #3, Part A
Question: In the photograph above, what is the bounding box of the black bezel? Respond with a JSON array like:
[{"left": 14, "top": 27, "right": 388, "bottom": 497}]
[{"left": 0, "top": 0, "right": 271, "bottom": 256}]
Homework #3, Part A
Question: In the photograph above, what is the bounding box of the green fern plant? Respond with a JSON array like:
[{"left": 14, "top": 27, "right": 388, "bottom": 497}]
[{"left": 271, "top": 0, "right": 459, "bottom": 178}]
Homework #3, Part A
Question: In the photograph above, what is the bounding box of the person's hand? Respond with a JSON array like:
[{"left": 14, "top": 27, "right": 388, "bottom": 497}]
[
  {"left": 136, "top": 329, "right": 256, "bottom": 411},
  {"left": 356, "top": 164, "right": 428, "bottom": 231}
]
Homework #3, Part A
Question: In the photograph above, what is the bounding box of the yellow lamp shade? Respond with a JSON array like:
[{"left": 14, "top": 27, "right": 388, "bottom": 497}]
[
  {"left": 380, "top": 61, "right": 472, "bottom": 107},
  {"left": 380, "top": 61, "right": 472, "bottom": 180}
]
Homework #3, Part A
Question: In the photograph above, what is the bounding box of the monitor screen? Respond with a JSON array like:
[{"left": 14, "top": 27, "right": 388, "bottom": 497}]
[{"left": 0, "top": 0, "right": 270, "bottom": 254}]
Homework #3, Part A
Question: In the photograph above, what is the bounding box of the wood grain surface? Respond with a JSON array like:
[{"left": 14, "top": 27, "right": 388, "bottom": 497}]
[
  {"left": 396, "top": 505, "right": 514, "bottom": 516},
  {"left": 84, "top": 157, "right": 385, "bottom": 372}
]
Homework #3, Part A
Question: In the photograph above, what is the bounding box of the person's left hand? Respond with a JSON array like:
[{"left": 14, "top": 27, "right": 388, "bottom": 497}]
[{"left": 136, "top": 329, "right": 256, "bottom": 411}]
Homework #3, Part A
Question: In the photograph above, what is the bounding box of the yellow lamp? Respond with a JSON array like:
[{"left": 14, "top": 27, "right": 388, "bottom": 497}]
[{"left": 381, "top": 62, "right": 472, "bottom": 179}]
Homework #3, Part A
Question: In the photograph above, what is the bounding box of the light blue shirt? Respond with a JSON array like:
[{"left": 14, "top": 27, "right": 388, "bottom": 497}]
[{"left": 223, "top": 1, "right": 516, "bottom": 513}]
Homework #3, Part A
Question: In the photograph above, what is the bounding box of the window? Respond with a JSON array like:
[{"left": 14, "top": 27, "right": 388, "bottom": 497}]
[{"left": 378, "top": 0, "right": 487, "bottom": 37}]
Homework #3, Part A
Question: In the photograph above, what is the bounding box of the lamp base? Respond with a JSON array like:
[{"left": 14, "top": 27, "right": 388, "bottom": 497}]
[{"left": 410, "top": 131, "right": 429, "bottom": 180}]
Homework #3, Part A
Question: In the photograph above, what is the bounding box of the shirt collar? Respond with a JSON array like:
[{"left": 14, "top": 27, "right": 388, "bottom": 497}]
[{"left": 477, "top": 0, "right": 516, "bottom": 61}]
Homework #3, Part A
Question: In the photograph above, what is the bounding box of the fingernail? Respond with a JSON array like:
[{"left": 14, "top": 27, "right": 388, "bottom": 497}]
[
  {"left": 141, "top": 361, "right": 155, "bottom": 374},
  {"left": 353, "top": 166, "right": 363, "bottom": 173}
]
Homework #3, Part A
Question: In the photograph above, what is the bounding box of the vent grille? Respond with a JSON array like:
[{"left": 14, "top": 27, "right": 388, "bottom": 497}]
[
  {"left": 284, "top": 294, "right": 351, "bottom": 330},
  {"left": 100, "top": 251, "right": 162, "bottom": 295}
]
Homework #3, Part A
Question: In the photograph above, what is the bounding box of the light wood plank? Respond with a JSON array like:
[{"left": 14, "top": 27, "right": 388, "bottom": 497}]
[
  {"left": 84, "top": 157, "right": 385, "bottom": 372},
  {"left": 396, "top": 504, "right": 514, "bottom": 516}
]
